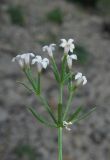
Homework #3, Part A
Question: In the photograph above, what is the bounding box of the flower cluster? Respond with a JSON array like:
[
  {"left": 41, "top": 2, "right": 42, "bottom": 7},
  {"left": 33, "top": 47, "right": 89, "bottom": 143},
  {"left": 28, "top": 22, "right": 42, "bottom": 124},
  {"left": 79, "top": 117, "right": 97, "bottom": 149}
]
[{"left": 12, "top": 38, "right": 89, "bottom": 131}]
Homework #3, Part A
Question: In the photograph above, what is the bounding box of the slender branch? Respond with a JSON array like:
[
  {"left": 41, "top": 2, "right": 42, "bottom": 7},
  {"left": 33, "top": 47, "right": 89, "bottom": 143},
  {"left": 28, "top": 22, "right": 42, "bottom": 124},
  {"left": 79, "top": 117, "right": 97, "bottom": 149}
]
[
  {"left": 58, "top": 86, "right": 63, "bottom": 160},
  {"left": 59, "top": 85, "right": 63, "bottom": 104},
  {"left": 58, "top": 127, "right": 62, "bottom": 160},
  {"left": 63, "top": 92, "right": 73, "bottom": 120},
  {"left": 37, "top": 72, "right": 41, "bottom": 94}
]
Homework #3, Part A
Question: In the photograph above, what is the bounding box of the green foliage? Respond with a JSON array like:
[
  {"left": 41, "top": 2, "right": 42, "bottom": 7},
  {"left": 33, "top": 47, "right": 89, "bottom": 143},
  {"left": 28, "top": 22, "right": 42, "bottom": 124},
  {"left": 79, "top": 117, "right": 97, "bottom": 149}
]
[
  {"left": 74, "top": 44, "right": 90, "bottom": 65},
  {"left": 7, "top": 5, "right": 25, "bottom": 26},
  {"left": 66, "top": 0, "right": 98, "bottom": 8},
  {"left": 14, "top": 144, "right": 36, "bottom": 160},
  {"left": 47, "top": 7, "right": 63, "bottom": 25}
]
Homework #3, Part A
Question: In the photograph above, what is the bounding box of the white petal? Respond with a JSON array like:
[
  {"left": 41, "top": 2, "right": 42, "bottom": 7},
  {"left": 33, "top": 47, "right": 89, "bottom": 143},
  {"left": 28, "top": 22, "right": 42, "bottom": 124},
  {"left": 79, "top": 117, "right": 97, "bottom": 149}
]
[
  {"left": 66, "top": 126, "right": 71, "bottom": 131},
  {"left": 35, "top": 56, "right": 42, "bottom": 62},
  {"left": 42, "top": 62, "right": 48, "bottom": 69},
  {"left": 18, "top": 59, "right": 24, "bottom": 68},
  {"left": 60, "top": 39, "right": 67, "bottom": 47},
  {"left": 37, "top": 63, "right": 42, "bottom": 72},
  {"left": 12, "top": 57, "right": 16, "bottom": 62},
  {"left": 42, "top": 58, "right": 49, "bottom": 69},
  {"left": 63, "top": 121, "right": 68, "bottom": 126},
  {"left": 12, "top": 55, "right": 24, "bottom": 68},
  {"left": 32, "top": 58, "right": 38, "bottom": 64},
  {"left": 68, "top": 38, "right": 74, "bottom": 44},
  {"left": 70, "top": 44, "right": 75, "bottom": 52},
  {"left": 24, "top": 54, "right": 30, "bottom": 65},
  {"left": 70, "top": 54, "right": 77, "bottom": 60},
  {"left": 82, "top": 76, "right": 87, "bottom": 85},
  {"left": 68, "top": 122, "right": 72, "bottom": 125},
  {"left": 43, "top": 44, "right": 55, "bottom": 57},
  {"left": 42, "top": 46, "right": 48, "bottom": 52},
  {"left": 67, "top": 55, "right": 72, "bottom": 69},
  {"left": 43, "top": 58, "right": 49, "bottom": 64},
  {"left": 75, "top": 72, "right": 82, "bottom": 80},
  {"left": 50, "top": 43, "right": 56, "bottom": 51},
  {"left": 30, "top": 53, "right": 35, "bottom": 57}
]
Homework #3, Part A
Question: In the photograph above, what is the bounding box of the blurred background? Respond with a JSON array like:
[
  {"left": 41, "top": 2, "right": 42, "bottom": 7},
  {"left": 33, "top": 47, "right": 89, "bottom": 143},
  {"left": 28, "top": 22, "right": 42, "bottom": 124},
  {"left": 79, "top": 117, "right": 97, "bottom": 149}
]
[{"left": 0, "top": 0, "right": 110, "bottom": 160}]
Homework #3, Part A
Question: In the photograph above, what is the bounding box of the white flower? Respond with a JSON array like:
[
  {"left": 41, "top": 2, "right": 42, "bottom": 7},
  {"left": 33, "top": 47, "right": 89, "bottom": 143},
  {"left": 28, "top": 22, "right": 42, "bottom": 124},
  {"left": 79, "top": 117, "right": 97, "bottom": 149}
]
[
  {"left": 67, "top": 54, "right": 77, "bottom": 69},
  {"left": 12, "top": 53, "right": 35, "bottom": 69},
  {"left": 32, "top": 55, "right": 49, "bottom": 72},
  {"left": 60, "top": 39, "right": 75, "bottom": 54},
  {"left": 63, "top": 121, "right": 72, "bottom": 131},
  {"left": 43, "top": 44, "right": 56, "bottom": 57},
  {"left": 75, "top": 72, "right": 87, "bottom": 86}
]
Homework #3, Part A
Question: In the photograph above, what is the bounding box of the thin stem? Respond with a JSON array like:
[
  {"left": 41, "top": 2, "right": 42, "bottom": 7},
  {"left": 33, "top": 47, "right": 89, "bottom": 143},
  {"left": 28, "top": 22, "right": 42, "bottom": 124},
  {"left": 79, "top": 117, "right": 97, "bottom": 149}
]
[
  {"left": 24, "top": 69, "right": 37, "bottom": 93},
  {"left": 59, "top": 85, "right": 63, "bottom": 104},
  {"left": 58, "top": 85, "right": 63, "bottom": 126},
  {"left": 37, "top": 72, "right": 41, "bottom": 94},
  {"left": 63, "top": 92, "right": 73, "bottom": 120},
  {"left": 58, "top": 86, "right": 63, "bottom": 160},
  {"left": 58, "top": 127, "right": 62, "bottom": 160}
]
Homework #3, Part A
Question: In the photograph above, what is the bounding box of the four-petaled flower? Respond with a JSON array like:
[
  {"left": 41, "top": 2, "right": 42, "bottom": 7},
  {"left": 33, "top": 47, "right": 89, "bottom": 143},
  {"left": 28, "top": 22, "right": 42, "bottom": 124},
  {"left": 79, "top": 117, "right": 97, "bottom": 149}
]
[
  {"left": 43, "top": 44, "right": 56, "bottom": 58},
  {"left": 67, "top": 54, "right": 77, "bottom": 69},
  {"left": 75, "top": 72, "right": 87, "bottom": 86},
  {"left": 60, "top": 39, "right": 75, "bottom": 54},
  {"left": 32, "top": 55, "right": 49, "bottom": 72},
  {"left": 63, "top": 121, "right": 72, "bottom": 131},
  {"left": 12, "top": 53, "right": 35, "bottom": 69}
]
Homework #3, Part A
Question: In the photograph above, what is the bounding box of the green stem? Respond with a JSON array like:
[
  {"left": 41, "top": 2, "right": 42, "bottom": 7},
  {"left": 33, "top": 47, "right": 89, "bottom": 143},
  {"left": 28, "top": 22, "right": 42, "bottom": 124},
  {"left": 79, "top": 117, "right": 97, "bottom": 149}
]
[
  {"left": 24, "top": 69, "right": 37, "bottom": 93},
  {"left": 58, "top": 127, "right": 62, "bottom": 160},
  {"left": 63, "top": 92, "right": 73, "bottom": 120},
  {"left": 59, "top": 85, "right": 63, "bottom": 103},
  {"left": 37, "top": 73, "right": 41, "bottom": 94},
  {"left": 58, "top": 85, "right": 63, "bottom": 125}
]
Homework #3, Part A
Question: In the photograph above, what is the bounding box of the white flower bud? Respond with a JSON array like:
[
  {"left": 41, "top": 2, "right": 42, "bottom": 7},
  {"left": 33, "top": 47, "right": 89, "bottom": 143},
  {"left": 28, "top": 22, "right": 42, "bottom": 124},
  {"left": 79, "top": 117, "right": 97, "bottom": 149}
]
[
  {"left": 75, "top": 72, "right": 87, "bottom": 86},
  {"left": 43, "top": 44, "right": 56, "bottom": 57},
  {"left": 67, "top": 54, "right": 77, "bottom": 69},
  {"left": 12, "top": 53, "right": 35, "bottom": 69}
]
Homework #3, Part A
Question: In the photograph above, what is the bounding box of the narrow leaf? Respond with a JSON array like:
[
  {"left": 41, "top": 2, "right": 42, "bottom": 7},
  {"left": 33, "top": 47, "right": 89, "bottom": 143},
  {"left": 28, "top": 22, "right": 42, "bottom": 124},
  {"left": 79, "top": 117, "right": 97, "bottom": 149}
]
[
  {"left": 51, "top": 58, "right": 60, "bottom": 82},
  {"left": 73, "top": 107, "right": 96, "bottom": 123},
  {"left": 61, "top": 55, "right": 67, "bottom": 82},
  {"left": 24, "top": 69, "right": 38, "bottom": 94},
  {"left": 28, "top": 107, "right": 57, "bottom": 128},
  {"left": 68, "top": 106, "right": 82, "bottom": 122},
  {"left": 39, "top": 96, "right": 58, "bottom": 124},
  {"left": 17, "top": 81, "right": 33, "bottom": 92},
  {"left": 37, "top": 73, "right": 41, "bottom": 94},
  {"left": 51, "top": 66, "right": 60, "bottom": 82}
]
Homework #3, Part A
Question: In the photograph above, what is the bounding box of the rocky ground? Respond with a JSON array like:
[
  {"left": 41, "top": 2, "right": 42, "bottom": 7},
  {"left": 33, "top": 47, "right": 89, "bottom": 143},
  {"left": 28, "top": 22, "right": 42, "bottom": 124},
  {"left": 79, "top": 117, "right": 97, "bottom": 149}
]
[{"left": 0, "top": 0, "right": 110, "bottom": 160}]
